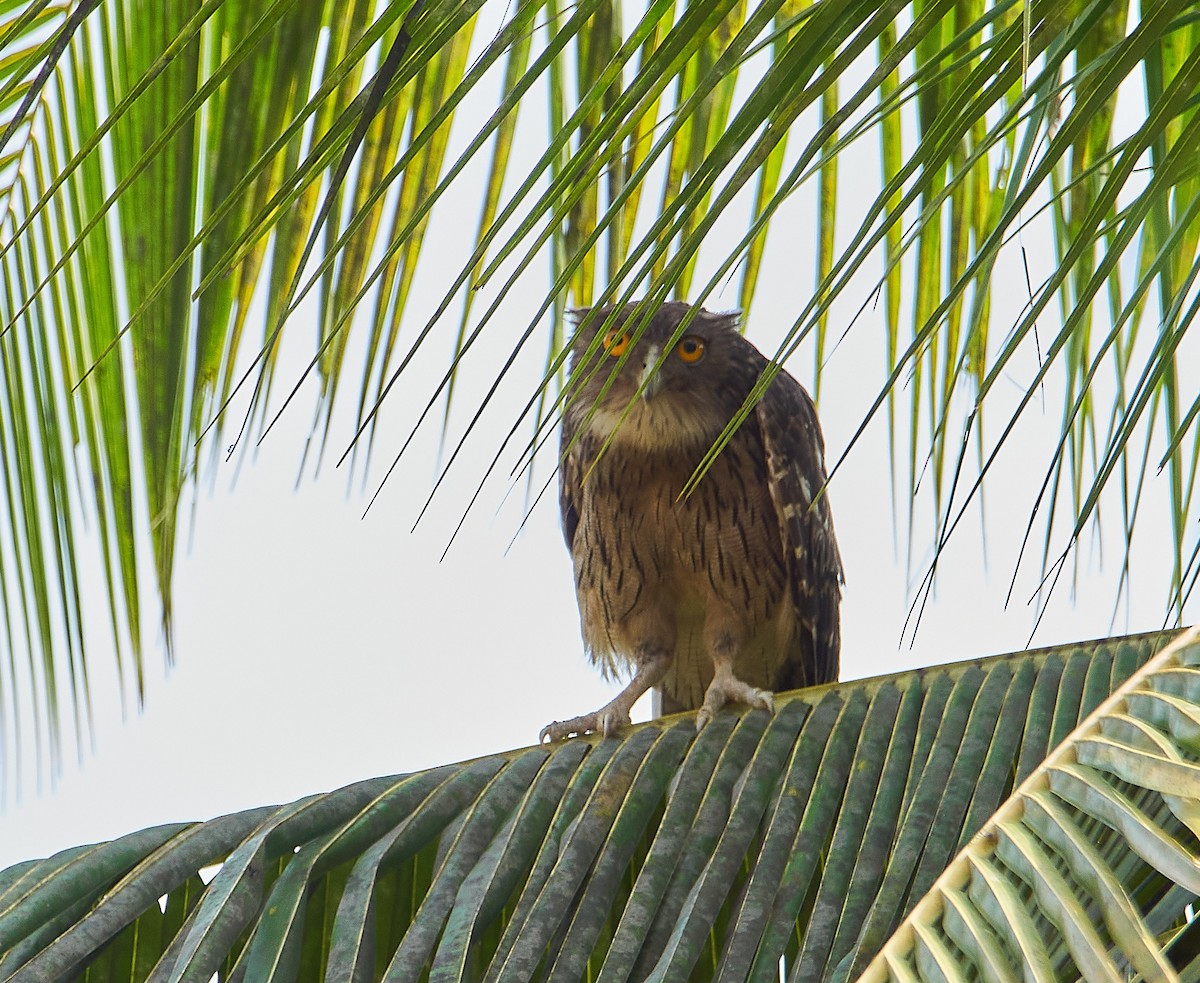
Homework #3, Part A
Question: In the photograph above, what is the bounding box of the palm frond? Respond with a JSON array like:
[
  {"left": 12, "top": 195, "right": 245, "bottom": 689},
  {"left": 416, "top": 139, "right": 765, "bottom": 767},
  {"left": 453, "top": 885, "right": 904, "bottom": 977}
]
[
  {"left": 0, "top": 629, "right": 1178, "bottom": 981},
  {"left": 863, "top": 625, "right": 1200, "bottom": 981},
  {"left": 2, "top": 0, "right": 1199, "bottom": 783}
]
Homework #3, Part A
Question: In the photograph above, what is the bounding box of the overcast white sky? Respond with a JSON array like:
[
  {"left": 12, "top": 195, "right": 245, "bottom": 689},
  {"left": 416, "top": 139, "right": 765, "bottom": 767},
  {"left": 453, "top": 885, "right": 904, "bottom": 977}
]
[{"left": 0, "top": 6, "right": 1186, "bottom": 870}]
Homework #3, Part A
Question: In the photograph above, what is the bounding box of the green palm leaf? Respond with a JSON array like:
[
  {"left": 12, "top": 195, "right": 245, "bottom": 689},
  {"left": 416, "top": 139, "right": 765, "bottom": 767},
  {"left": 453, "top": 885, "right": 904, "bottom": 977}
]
[
  {"left": 2, "top": 0, "right": 1199, "bottom": 783},
  {"left": 0, "top": 629, "right": 1183, "bottom": 981},
  {"left": 865, "top": 625, "right": 1200, "bottom": 981}
]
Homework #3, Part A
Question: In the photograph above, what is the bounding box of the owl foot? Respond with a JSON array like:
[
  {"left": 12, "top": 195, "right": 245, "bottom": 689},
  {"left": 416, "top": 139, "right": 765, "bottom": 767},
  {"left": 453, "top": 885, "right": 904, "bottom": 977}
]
[
  {"left": 695, "top": 675, "right": 775, "bottom": 731},
  {"left": 540, "top": 701, "right": 632, "bottom": 742},
  {"left": 541, "top": 645, "right": 672, "bottom": 742}
]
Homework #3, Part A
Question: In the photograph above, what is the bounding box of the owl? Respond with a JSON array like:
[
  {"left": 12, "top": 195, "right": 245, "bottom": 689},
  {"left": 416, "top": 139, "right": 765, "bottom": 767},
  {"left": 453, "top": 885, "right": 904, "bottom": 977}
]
[{"left": 541, "top": 301, "right": 843, "bottom": 741}]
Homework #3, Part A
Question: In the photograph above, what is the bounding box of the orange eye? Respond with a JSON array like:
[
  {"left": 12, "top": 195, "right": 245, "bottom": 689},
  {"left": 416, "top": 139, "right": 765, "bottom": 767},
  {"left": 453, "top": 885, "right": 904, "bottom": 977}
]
[
  {"left": 676, "top": 336, "right": 705, "bottom": 363},
  {"left": 603, "top": 330, "right": 631, "bottom": 357}
]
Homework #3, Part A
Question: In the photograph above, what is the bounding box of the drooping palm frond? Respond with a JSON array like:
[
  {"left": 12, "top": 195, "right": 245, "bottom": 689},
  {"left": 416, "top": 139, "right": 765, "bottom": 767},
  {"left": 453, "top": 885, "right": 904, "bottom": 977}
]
[
  {"left": 1, "top": 1, "right": 1198, "bottom": 778},
  {"left": 863, "top": 624, "right": 1200, "bottom": 982},
  {"left": 0, "top": 629, "right": 1180, "bottom": 982}
]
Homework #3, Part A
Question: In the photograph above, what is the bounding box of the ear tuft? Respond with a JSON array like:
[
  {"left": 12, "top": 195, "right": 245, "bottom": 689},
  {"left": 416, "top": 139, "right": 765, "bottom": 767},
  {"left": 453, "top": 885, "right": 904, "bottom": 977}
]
[
  {"left": 569, "top": 303, "right": 622, "bottom": 331},
  {"left": 704, "top": 308, "right": 742, "bottom": 333}
]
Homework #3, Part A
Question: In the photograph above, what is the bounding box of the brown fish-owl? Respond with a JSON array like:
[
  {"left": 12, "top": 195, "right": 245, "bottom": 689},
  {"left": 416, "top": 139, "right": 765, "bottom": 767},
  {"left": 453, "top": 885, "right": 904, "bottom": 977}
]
[{"left": 541, "top": 301, "right": 843, "bottom": 741}]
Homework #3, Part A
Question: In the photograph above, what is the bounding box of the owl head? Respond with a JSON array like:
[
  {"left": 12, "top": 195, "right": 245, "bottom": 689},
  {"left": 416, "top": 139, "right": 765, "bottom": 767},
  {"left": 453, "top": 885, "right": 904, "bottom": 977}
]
[{"left": 565, "top": 301, "right": 759, "bottom": 452}]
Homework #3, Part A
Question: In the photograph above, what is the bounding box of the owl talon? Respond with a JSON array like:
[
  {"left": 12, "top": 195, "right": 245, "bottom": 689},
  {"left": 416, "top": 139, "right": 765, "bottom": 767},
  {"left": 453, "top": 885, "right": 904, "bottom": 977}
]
[
  {"left": 696, "top": 675, "right": 775, "bottom": 731},
  {"left": 540, "top": 704, "right": 632, "bottom": 742}
]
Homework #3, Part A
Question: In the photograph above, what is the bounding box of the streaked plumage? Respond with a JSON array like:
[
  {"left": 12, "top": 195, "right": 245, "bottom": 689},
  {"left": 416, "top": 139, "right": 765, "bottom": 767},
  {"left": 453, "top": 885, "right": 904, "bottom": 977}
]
[{"left": 542, "top": 302, "right": 843, "bottom": 740}]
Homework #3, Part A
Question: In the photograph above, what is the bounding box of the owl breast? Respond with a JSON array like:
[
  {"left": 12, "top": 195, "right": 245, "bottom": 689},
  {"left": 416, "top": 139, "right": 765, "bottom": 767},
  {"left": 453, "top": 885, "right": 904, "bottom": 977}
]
[{"left": 571, "top": 425, "right": 791, "bottom": 708}]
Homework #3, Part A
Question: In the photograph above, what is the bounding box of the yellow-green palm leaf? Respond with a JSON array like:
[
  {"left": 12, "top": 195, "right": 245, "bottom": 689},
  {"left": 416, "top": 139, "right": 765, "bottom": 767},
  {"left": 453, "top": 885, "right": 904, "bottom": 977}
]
[{"left": 1, "top": 1, "right": 1198, "bottom": 780}]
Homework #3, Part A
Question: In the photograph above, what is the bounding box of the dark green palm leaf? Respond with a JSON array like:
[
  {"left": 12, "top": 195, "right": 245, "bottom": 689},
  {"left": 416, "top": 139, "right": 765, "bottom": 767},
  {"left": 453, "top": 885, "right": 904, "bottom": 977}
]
[
  {"left": 2, "top": 0, "right": 1198, "bottom": 789},
  {"left": 0, "top": 629, "right": 1185, "bottom": 981}
]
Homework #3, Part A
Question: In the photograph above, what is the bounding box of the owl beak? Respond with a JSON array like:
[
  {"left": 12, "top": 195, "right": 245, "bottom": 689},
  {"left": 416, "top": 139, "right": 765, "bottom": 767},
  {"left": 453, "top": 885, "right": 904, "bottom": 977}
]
[{"left": 639, "top": 346, "right": 663, "bottom": 402}]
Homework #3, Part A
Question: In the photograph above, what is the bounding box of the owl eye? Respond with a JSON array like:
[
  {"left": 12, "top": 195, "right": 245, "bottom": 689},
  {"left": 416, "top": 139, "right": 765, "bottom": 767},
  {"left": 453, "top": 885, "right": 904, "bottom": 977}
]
[
  {"left": 676, "top": 336, "right": 705, "bottom": 363},
  {"left": 603, "top": 330, "right": 631, "bottom": 357}
]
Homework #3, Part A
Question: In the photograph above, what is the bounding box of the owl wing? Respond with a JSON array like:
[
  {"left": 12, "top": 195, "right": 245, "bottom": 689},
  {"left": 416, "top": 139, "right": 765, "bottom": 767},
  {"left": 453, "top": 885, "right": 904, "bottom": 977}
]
[
  {"left": 756, "top": 371, "right": 844, "bottom": 687},
  {"left": 559, "top": 410, "right": 583, "bottom": 550}
]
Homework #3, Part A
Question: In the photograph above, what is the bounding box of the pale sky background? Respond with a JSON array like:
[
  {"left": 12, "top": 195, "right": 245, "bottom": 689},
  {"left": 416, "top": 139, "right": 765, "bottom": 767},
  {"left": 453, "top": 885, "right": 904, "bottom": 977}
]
[{"left": 0, "top": 6, "right": 1187, "bottom": 869}]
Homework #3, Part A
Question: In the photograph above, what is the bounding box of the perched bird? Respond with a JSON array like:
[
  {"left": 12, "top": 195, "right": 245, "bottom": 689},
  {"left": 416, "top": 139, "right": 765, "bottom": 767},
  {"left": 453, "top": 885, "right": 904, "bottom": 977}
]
[{"left": 541, "top": 301, "right": 843, "bottom": 741}]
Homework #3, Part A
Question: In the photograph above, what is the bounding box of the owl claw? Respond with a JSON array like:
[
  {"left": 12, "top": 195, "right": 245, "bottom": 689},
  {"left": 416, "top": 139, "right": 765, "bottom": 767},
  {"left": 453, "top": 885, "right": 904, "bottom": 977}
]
[
  {"left": 696, "top": 676, "right": 775, "bottom": 731},
  {"left": 540, "top": 704, "right": 632, "bottom": 742}
]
